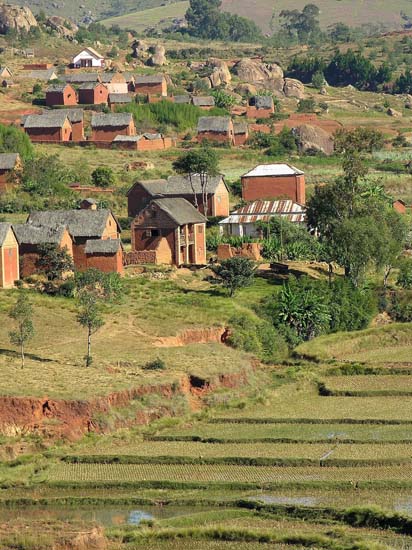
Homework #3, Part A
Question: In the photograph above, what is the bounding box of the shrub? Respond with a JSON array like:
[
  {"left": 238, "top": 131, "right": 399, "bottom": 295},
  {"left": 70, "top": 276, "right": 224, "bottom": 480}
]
[
  {"left": 397, "top": 258, "right": 412, "bottom": 289},
  {"left": 211, "top": 257, "right": 256, "bottom": 297},
  {"left": 91, "top": 166, "right": 115, "bottom": 188},
  {"left": 142, "top": 358, "right": 166, "bottom": 370}
]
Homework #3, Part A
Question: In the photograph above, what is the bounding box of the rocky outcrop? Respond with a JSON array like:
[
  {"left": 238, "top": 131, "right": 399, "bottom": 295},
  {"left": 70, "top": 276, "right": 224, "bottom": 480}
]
[
  {"left": 132, "top": 39, "right": 149, "bottom": 58},
  {"left": 283, "top": 78, "right": 305, "bottom": 99},
  {"left": 147, "top": 44, "right": 167, "bottom": 66},
  {"left": 0, "top": 3, "right": 37, "bottom": 34},
  {"left": 293, "top": 124, "right": 334, "bottom": 156},
  {"left": 387, "top": 107, "right": 402, "bottom": 117},
  {"left": 235, "top": 82, "right": 257, "bottom": 96},
  {"left": 208, "top": 58, "right": 232, "bottom": 88},
  {"left": 46, "top": 16, "right": 78, "bottom": 39}
]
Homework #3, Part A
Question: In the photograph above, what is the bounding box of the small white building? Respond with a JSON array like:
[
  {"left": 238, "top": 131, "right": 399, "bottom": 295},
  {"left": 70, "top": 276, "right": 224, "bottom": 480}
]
[
  {"left": 72, "top": 47, "right": 105, "bottom": 69},
  {"left": 219, "top": 200, "right": 306, "bottom": 238}
]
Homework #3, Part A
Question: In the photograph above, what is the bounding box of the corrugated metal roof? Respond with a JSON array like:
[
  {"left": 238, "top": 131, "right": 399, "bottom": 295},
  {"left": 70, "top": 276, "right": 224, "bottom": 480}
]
[
  {"left": 219, "top": 200, "right": 306, "bottom": 225},
  {"left": 243, "top": 164, "right": 304, "bottom": 177}
]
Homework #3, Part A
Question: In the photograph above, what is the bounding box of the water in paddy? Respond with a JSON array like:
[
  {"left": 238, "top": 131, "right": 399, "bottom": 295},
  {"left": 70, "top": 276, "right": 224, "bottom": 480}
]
[{"left": 1, "top": 505, "right": 198, "bottom": 526}]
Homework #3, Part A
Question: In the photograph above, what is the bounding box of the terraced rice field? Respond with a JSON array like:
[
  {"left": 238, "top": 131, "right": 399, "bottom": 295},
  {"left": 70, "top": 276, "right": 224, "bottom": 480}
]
[{"left": 323, "top": 375, "right": 412, "bottom": 393}]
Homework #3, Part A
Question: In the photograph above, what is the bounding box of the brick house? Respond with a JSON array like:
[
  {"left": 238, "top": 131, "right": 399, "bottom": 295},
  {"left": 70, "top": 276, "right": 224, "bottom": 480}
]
[
  {"left": 45, "top": 83, "right": 78, "bottom": 107},
  {"left": 192, "top": 96, "right": 215, "bottom": 110},
  {"left": 131, "top": 198, "right": 206, "bottom": 266},
  {"left": 113, "top": 133, "right": 173, "bottom": 151},
  {"left": 134, "top": 74, "right": 167, "bottom": 97},
  {"left": 0, "top": 223, "right": 19, "bottom": 288},
  {"left": 124, "top": 72, "right": 136, "bottom": 92},
  {"left": 55, "top": 109, "right": 85, "bottom": 142},
  {"left": 91, "top": 112, "right": 135, "bottom": 142},
  {"left": 108, "top": 93, "right": 133, "bottom": 111},
  {"left": 0, "top": 66, "right": 12, "bottom": 79},
  {"left": 241, "top": 163, "right": 306, "bottom": 204},
  {"left": 85, "top": 238, "right": 124, "bottom": 275},
  {"left": 174, "top": 95, "right": 191, "bottom": 104},
  {"left": 233, "top": 121, "right": 249, "bottom": 146},
  {"left": 197, "top": 116, "right": 234, "bottom": 145},
  {"left": 393, "top": 199, "right": 408, "bottom": 214},
  {"left": 100, "top": 72, "right": 128, "bottom": 94},
  {"left": 13, "top": 224, "right": 73, "bottom": 278},
  {"left": 127, "top": 174, "right": 229, "bottom": 218},
  {"left": 246, "top": 96, "right": 275, "bottom": 119},
  {"left": 28, "top": 68, "right": 58, "bottom": 81},
  {"left": 26, "top": 209, "right": 121, "bottom": 272},
  {"left": 72, "top": 47, "right": 105, "bottom": 69},
  {"left": 24, "top": 112, "right": 73, "bottom": 142},
  {"left": 65, "top": 73, "right": 101, "bottom": 85},
  {"left": 0, "top": 153, "right": 22, "bottom": 193},
  {"left": 219, "top": 199, "right": 306, "bottom": 237},
  {"left": 78, "top": 82, "right": 109, "bottom": 105}
]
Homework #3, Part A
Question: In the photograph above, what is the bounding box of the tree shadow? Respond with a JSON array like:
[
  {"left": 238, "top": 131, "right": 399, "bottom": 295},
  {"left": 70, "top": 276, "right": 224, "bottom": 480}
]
[{"left": 0, "top": 348, "right": 54, "bottom": 363}]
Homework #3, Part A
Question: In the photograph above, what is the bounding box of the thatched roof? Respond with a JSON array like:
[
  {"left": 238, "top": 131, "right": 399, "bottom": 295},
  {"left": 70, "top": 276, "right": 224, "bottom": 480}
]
[
  {"left": 0, "top": 223, "right": 13, "bottom": 246},
  {"left": 0, "top": 153, "right": 20, "bottom": 170},
  {"left": 91, "top": 112, "right": 133, "bottom": 128},
  {"left": 24, "top": 112, "right": 69, "bottom": 129},
  {"left": 152, "top": 198, "right": 206, "bottom": 225},
  {"left": 13, "top": 223, "right": 67, "bottom": 245},
  {"left": 27, "top": 209, "right": 120, "bottom": 238},
  {"left": 85, "top": 238, "right": 122, "bottom": 254},
  {"left": 197, "top": 116, "right": 231, "bottom": 133}
]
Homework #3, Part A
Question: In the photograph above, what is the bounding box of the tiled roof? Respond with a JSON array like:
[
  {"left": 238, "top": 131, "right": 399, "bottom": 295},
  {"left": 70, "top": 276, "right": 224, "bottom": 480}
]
[
  {"left": 0, "top": 223, "right": 13, "bottom": 246},
  {"left": 135, "top": 74, "right": 164, "bottom": 84},
  {"left": 91, "top": 112, "right": 133, "bottom": 128},
  {"left": 198, "top": 116, "right": 231, "bottom": 133},
  {"left": 27, "top": 209, "right": 120, "bottom": 238},
  {"left": 152, "top": 198, "right": 206, "bottom": 225},
  {"left": 108, "top": 93, "right": 133, "bottom": 103},
  {"left": 192, "top": 96, "right": 215, "bottom": 107},
  {"left": 0, "top": 153, "right": 20, "bottom": 170},
  {"left": 85, "top": 238, "right": 122, "bottom": 254},
  {"left": 24, "top": 112, "right": 69, "bottom": 129},
  {"left": 129, "top": 174, "right": 224, "bottom": 196},
  {"left": 13, "top": 223, "right": 68, "bottom": 245}
]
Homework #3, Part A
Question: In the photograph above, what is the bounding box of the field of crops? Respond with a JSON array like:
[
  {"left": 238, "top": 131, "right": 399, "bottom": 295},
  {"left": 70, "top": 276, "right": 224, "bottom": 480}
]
[{"left": 322, "top": 375, "right": 412, "bottom": 393}]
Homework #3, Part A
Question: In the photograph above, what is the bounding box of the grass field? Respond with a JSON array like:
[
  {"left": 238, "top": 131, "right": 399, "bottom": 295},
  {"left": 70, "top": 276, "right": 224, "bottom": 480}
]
[{"left": 102, "top": 1, "right": 189, "bottom": 32}]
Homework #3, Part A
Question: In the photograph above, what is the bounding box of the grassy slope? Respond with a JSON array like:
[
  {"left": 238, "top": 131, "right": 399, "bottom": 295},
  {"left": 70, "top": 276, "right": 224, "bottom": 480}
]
[{"left": 102, "top": 1, "right": 189, "bottom": 32}]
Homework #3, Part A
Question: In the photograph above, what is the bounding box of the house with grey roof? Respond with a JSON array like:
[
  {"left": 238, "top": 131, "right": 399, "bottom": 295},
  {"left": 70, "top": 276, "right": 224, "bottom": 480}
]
[
  {"left": 91, "top": 112, "right": 135, "bottom": 142},
  {"left": 108, "top": 93, "right": 133, "bottom": 110},
  {"left": 192, "top": 96, "right": 215, "bottom": 109},
  {"left": 78, "top": 81, "right": 109, "bottom": 105},
  {"left": 0, "top": 223, "right": 19, "bottom": 288},
  {"left": 64, "top": 72, "right": 101, "bottom": 84},
  {"left": 131, "top": 197, "right": 206, "bottom": 266},
  {"left": 173, "top": 95, "right": 191, "bottom": 104},
  {"left": 127, "top": 174, "right": 229, "bottom": 218},
  {"left": 247, "top": 95, "right": 275, "bottom": 119},
  {"left": 134, "top": 74, "right": 167, "bottom": 97},
  {"left": 46, "top": 82, "right": 78, "bottom": 107},
  {"left": 0, "top": 153, "right": 22, "bottom": 192},
  {"left": 100, "top": 72, "right": 128, "bottom": 94},
  {"left": 28, "top": 68, "right": 58, "bottom": 81},
  {"left": 197, "top": 116, "right": 234, "bottom": 145},
  {"left": 23, "top": 112, "right": 73, "bottom": 142},
  {"left": 84, "top": 238, "right": 124, "bottom": 275}
]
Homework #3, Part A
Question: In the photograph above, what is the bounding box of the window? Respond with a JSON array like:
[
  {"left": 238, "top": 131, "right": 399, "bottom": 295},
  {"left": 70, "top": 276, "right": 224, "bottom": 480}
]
[{"left": 145, "top": 229, "right": 160, "bottom": 238}]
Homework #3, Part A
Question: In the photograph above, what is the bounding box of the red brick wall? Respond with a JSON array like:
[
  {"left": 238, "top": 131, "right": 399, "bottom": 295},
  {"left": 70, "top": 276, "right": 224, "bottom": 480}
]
[
  {"left": 92, "top": 121, "right": 135, "bottom": 142},
  {"left": 46, "top": 87, "right": 77, "bottom": 107},
  {"left": 86, "top": 250, "right": 124, "bottom": 274},
  {"left": 198, "top": 131, "right": 234, "bottom": 144},
  {"left": 26, "top": 126, "right": 71, "bottom": 142},
  {"left": 19, "top": 246, "right": 40, "bottom": 277},
  {"left": 3, "top": 246, "right": 18, "bottom": 286},
  {"left": 134, "top": 82, "right": 167, "bottom": 96},
  {"left": 242, "top": 174, "right": 306, "bottom": 204},
  {"left": 71, "top": 121, "right": 85, "bottom": 142},
  {"left": 393, "top": 200, "right": 407, "bottom": 214},
  {"left": 79, "top": 85, "right": 108, "bottom": 105},
  {"left": 0, "top": 169, "right": 10, "bottom": 192},
  {"left": 234, "top": 132, "right": 249, "bottom": 146},
  {"left": 128, "top": 185, "right": 153, "bottom": 217},
  {"left": 246, "top": 106, "right": 274, "bottom": 119}
]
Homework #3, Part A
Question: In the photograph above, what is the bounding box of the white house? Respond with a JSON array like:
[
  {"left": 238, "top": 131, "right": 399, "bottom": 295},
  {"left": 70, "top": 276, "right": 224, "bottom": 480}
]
[
  {"left": 72, "top": 47, "right": 105, "bottom": 69},
  {"left": 219, "top": 200, "right": 306, "bottom": 238}
]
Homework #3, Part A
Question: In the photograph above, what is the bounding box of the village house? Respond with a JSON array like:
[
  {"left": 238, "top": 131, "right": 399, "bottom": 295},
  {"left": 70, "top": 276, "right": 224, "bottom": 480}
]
[
  {"left": 54, "top": 109, "right": 85, "bottom": 142},
  {"left": 91, "top": 112, "right": 135, "bottom": 142},
  {"left": 197, "top": 116, "right": 235, "bottom": 145},
  {"left": 108, "top": 93, "right": 133, "bottom": 111},
  {"left": 174, "top": 95, "right": 191, "bottom": 104},
  {"left": 127, "top": 174, "right": 229, "bottom": 218},
  {"left": 192, "top": 96, "right": 215, "bottom": 110},
  {"left": 13, "top": 224, "right": 73, "bottom": 278},
  {"left": 45, "top": 83, "right": 78, "bottom": 107},
  {"left": 78, "top": 82, "right": 109, "bottom": 105},
  {"left": 113, "top": 133, "right": 173, "bottom": 151},
  {"left": 24, "top": 112, "right": 72, "bottom": 143},
  {"left": 28, "top": 68, "right": 58, "bottom": 82},
  {"left": 71, "top": 47, "right": 105, "bottom": 69},
  {"left": 0, "top": 153, "right": 22, "bottom": 193},
  {"left": 85, "top": 238, "right": 124, "bottom": 275},
  {"left": 100, "top": 72, "right": 128, "bottom": 94},
  {"left": 0, "top": 66, "right": 12, "bottom": 79},
  {"left": 241, "top": 163, "right": 306, "bottom": 204},
  {"left": 134, "top": 74, "right": 167, "bottom": 97},
  {"left": 233, "top": 121, "right": 249, "bottom": 146},
  {"left": 246, "top": 96, "right": 275, "bottom": 119},
  {"left": 130, "top": 198, "right": 206, "bottom": 266},
  {"left": 219, "top": 199, "right": 306, "bottom": 238},
  {"left": 124, "top": 72, "right": 136, "bottom": 92},
  {"left": 26, "top": 208, "right": 121, "bottom": 272},
  {"left": 0, "top": 223, "right": 19, "bottom": 288},
  {"left": 393, "top": 199, "right": 408, "bottom": 214}
]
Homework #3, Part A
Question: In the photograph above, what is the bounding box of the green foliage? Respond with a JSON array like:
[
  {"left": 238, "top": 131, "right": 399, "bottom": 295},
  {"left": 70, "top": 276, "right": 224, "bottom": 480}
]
[
  {"left": 9, "top": 292, "right": 34, "bottom": 369},
  {"left": 0, "top": 123, "right": 33, "bottom": 160},
  {"left": 280, "top": 3, "right": 321, "bottom": 44},
  {"left": 21, "top": 154, "right": 75, "bottom": 205},
  {"left": 227, "top": 312, "right": 289, "bottom": 364},
  {"left": 297, "top": 98, "right": 316, "bottom": 113},
  {"left": 393, "top": 70, "right": 412, "bottom": 94},
  {"left": 334, "top": 127, "right": 384, "bottom": 154},
  {"left": 185, "top": 0, "right": 263, "bottom": 42},
  {"left": 397, "top": 258, "right": 412, "bottom": 289},
  {"left": 324, "top": 50, "right": 392, "bottom": 91},
  {"left": 211, "top": 90, "right": 236, "bottom": 110},
  {"left": 76, "top": 290, "right": 105, "bottom": 368},
  {"left": 74, "top": 268, "right": 124, "bottom": 303},
  {"left": 249, "top": 128, "right": 297, "bottom": 156},
  {"left": 287, "top": 55, "right": 326, "bottom": 83},
  {"left": 36, "top": 244, "right": 74, "bottom": 281},
  {"left": 311, "top": 71, "right": 325, "bottom": 89},
  {"left": 91, "top": 166, "right": 115, "bottom": 188},
  {"left": 211, "top": 257, "right": 256, "bottom": 297}
]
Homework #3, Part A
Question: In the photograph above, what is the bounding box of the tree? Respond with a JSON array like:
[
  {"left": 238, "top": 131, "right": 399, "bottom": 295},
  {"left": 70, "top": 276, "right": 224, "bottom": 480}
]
[
  {"left": 211, "top": 257, "right": 256, "bottom": 297},
  {"left": 9, "top": 292, "right": 34, "bottom": 369},
  {"left": 0, "top": 123, "right": 33, "bottom": 160},
  {"left": 280, "top": 4, "right": 321, "bottom": 43},
  {"left": 324, "top": 50, "right": 391, "bottom": 91},
  {"left": 36, "top": 244, "right": 74, "bottom": 281},
  {"left": 334, "top": 127, "right": 384, "bottom": 154},
  {"left": 76, "top": 290, "right": 104, "bottom": 368},
  {"left": 91, "top": 166, "right": 115, "bottom": 188},
  {"left": 172, "top": 147, "right": 219, "bottom": 215},
  {"left": 211, "top": 89, "right": 236, "bottom": 110},
  {"left": 21, "top": 154, "right": 75, "bottom": 205}
]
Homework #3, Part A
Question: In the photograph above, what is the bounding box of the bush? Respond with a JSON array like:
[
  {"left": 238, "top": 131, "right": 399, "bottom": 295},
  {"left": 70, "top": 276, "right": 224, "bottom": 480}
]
[
  {"left": 297, "top": 99, "right": 316, "bottom": 113},
  {"left": 397, "top": 258, "right": 412, "bottom": 289},
  {"left": 91, "top": 166, "right": 115, "bottom": 188},
  {"left": 227, "top": 313, "right": 289, "bottom": 364},
  {"left": 142, "top": 358, "right": 166, "bottom": 370}
]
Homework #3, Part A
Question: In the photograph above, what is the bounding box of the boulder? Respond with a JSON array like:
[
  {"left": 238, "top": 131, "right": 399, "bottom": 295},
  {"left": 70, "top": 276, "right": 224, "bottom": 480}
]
[
  {"left": 293, "top": 124, "right": 334, "bottom": 156},
  {"left": 235, "top": 82, "right": 257, "bottom": 97},
  {"left": 147, "top": 44, "right": 167, "bottom": 66},
  {"left": 208, "top": 58, "right": 231, "bottom": 88},
  {"left": 387, "top": 107, "right": 402, "bottom": 117},
  {"left": 232, "top": 58, "right": 270, "bottom": 83},
  {"left": 320, "top": 86, "right": 328, "bottom": 95},
  {"left": 283, "top": 78, "right": 305, "bottom": 99},
  {"left": 131, "top": 39, "right": 149, "bottom": 59},
  {"left": 0, "top": 4, "right": 37, "bottom": 34},
  {"left": 46, "top": 16, "right": 78, "bottom": 39}
]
